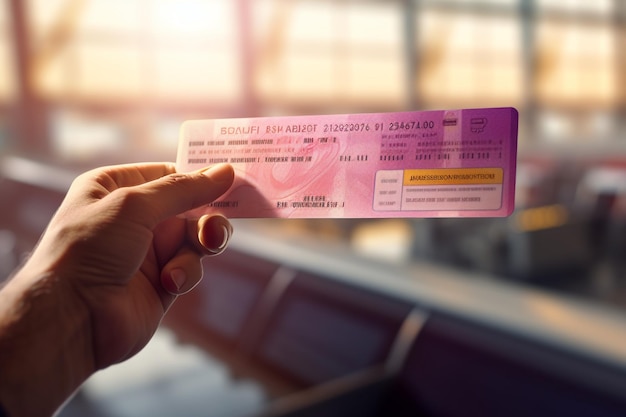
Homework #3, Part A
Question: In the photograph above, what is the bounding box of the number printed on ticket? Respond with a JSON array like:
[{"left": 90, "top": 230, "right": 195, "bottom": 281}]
[{"left": 176, "top": 107, "right": 518, "bottom": 219}]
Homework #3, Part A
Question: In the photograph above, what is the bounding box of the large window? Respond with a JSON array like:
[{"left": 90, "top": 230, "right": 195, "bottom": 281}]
[
  {"left": 0, "top": 0, "right": 625, "bottom": 308},
  {"left": 0, "top": 0, "right": 623, "bottom": 159}
]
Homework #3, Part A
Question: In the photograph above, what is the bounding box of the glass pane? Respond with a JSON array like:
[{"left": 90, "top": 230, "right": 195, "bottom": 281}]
[
  {"left": 535, "top": 21, "right": 617, "bottom": 109},
  {"left": 254, "top": 0, "right": 404, "bottom": 108},
  {"left": 77, "top": 0, "right": 143, "bottom": 35},
  {"left": 152, "top": 0, "right": 234, "bottom": 39},
  {"left": 29, "top": 0, "right": 241, "bottom": 105},
  {"left": 73, "top": 41, "right": 146, "bottom": 99},
  {"left": 417, "top": 10, "right": 523, "bottom": 108},
  {"left": 154, "top": 47, "right": 241, "bottom": 102}
]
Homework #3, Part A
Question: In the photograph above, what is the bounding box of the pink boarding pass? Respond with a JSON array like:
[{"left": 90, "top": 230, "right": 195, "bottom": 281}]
[{"left": 176, "top": 107, "right": 518, "bottom": 218}]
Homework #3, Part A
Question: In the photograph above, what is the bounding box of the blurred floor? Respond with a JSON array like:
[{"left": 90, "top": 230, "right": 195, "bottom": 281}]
[{"left": 58, "top": 328, "right": 266, "bottom": 417}]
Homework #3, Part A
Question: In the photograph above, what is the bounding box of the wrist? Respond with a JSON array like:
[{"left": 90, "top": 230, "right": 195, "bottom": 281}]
[{"left": 0, "top": 266, "right": 94, "bottom": 417}]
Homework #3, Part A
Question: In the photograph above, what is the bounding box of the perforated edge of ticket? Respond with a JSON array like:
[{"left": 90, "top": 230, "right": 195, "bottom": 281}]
[{"left": 176, "top": 107, "right": 518, "bottom": 219}]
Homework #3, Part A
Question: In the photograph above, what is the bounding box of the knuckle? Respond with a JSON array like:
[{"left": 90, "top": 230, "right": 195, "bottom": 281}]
[
  {"left": 158, "top": 173, "right": 198, "bottom": 194},
  {"left": 162, "top": 173, "right": 190, "bottom": 184},
  {"left": 111, "top": 187, "right": 153, "bottom": 217}
]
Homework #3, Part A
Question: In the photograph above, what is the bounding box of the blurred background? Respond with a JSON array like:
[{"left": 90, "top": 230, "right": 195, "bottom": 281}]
[
  {"left": 1, "top": 1, "right": 626, "bottom": 416},
  {"left": 1, "top": 0, "right": 625, "bottom": 303}
]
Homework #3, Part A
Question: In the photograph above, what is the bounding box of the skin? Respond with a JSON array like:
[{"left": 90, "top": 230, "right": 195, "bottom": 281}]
[{"left": 0, "top": 162, "right": 235, "bottom": 417}]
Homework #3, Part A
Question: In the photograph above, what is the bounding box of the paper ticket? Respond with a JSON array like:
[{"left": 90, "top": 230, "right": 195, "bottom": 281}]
[{"left": 176, "top": 107, "right": 518, "bottom": 218}]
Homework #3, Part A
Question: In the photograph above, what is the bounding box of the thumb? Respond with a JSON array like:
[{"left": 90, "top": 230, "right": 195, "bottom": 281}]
[{"left": 132, "top": 164, "right": 234, "bottom": 228}]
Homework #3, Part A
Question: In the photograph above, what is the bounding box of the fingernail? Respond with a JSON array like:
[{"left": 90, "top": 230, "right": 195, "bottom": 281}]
[
  {"left": 202, "top": 164, "right": 234, "bottom": 184},
  {"left": 208, "top": 224, "right": 231, "bottom": 254},
  {"left": 218, "top": 224, "right": 231, "bottom": 250},
  {"left": 170, "top": 269, "right": 187, "bottom": 291}
]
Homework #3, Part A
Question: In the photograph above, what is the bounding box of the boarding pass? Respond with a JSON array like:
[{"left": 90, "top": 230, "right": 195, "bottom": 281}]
[{"left": 176, "top": 107, "right": 518, "bottom": 218}]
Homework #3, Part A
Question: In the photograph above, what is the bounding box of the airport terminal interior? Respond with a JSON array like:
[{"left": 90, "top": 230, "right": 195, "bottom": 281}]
[{"left": 1, "top": 0, "right": 626, "bottom": 416}]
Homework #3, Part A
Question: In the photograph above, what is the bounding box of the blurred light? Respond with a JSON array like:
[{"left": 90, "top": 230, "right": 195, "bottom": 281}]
[
  {"left": 581, "top": 168, "right": 626, "bottom": 194},
  {"left": 153, "top": 0, "right": 231, "bottom": 37},
  {"left": 524, "top": 291, "right": 626, "bottom": 359},
  {"left": 536, "top": 0, "right": 614, "bottom": 15},
  {"left": 515, "top": 204, "right": 569, "bottom": 232},
  {"left": 50, "top": 109, "right": 125, "bottom": 160},
  {"left": 539, "top": 111, "right": 572, "bottom": 141},
  {"left": 0, "top": 156, "right": 75, "bottom": 191},
  {"left": 76, "top": 0, "right": 140, "bottom": 34},
  {"left": 351, "top": 220, "right": 413, "bottom": 263}
]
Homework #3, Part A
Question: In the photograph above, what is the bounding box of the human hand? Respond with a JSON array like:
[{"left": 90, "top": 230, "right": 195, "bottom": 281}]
[{"left": 0, "top": 162, "right": 235, "bottom": 417}]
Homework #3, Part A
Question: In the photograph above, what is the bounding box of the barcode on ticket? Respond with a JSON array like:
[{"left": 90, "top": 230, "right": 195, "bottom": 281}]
[{"left": 176, "top": 107, "right": 518, "bottom": 218}]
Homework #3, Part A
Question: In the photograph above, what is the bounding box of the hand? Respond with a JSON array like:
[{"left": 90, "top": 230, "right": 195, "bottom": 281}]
[{"left": 0, "top": 162, "right": 235, "bottom": 417}]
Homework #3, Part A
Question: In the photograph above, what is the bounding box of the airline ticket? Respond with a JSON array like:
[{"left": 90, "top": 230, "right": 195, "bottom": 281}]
[{"left": 176, "top": 107, "right": 518, "bottom": 218}]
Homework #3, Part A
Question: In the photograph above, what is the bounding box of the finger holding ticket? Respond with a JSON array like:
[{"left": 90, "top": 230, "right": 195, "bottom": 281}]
[{"left": 176, "top": 107, "right": 518, "bottom": 219}]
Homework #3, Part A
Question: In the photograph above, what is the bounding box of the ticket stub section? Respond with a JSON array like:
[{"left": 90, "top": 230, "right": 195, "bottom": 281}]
[
  {"left": 374, "top": 168, "right": 503, "bottom": 211},
  {"left": 177, "top": 107, "right": 518, "bottom": 219}
]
